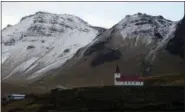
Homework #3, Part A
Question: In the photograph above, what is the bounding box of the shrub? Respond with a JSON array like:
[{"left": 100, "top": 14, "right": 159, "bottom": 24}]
[
  {"left": 64, "top": 49, "right": 70, "bottom": 53},
  {"left": 41, "top": 40, "right": 45, "bottom": 43},
  {"left": 4, "top": 39, "right": 15, "bottom": 46},
  {"left": 27, "top": 45, "right": 35, "bottom": 49}
]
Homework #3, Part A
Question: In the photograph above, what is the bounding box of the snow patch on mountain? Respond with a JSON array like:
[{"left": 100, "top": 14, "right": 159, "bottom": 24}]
[
  {"left": 117, "top": 13, "right": 172, "bottom": 40},
  {"left": 2, "top": 52, "right": 10, "bottom": 64},
  {"left": 84, "top": 13, "right": 174, "bottom": 53},
  {"left": 146, "top": 22, "right": 178, "bottom": 62},
  {"left": 2, "top": 11, "right": 100, "bottom": 80}
]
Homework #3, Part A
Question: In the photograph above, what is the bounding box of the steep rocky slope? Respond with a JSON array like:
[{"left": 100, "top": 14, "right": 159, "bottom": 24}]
[
  {"left": 1, "top": 11, "right": 105, "bottom": 83},
  {"left": 166, "top": 16, "right": 185, "bottom": 58}
]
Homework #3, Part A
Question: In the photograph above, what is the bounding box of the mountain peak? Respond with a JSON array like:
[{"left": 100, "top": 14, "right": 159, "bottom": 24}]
[
  {"left": 124, "top": 13, "right": 166, "bottom": 20},
  {"left": 35, "top": 11, "right": 50, "bottom": 15},
  {"left": 155, "top": 15, "right": 164, "bottom": 19},
  {"left": 2, "top": 24, "right": 12, "bottom": 31},
  {"left": 125, "top": 13, "right": 147, "bottom": 18},
  {"left": 19, "top": 11, "right": 88, "bottom": 25},
  {"left": 20, "top": 11, "right": 51, "bottom": 22},
  {"left": 116, "top": 12, "right": 173, "bottom": 39},
  {"left": 5, "top": 11, "right": 97, "bottom": 38},
  {"left": 134, "top": 12, "right": 147, "bottom": 16}
]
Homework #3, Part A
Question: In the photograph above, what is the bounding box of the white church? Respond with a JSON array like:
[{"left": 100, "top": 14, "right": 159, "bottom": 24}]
[{"left": 114, "top": 65, "right": 144, "bottom": 86}]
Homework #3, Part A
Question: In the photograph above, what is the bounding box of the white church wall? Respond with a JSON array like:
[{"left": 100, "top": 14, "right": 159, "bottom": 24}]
[
  {"left": 114, "top": 80, "right": 144, "bottom": 86},
  {"left": 114, "top": 73, "right": 144, "bottom": 86}
]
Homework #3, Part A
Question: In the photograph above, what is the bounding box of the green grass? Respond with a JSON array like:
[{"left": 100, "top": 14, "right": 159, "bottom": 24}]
[
  {"left": 2, "top": 97, "right": 43, "bottom": 112},
  {"left": 142, "top": 73, "right": 184, "bottom": 85},
  {"left": 2, "top": 99, "right": 31, "bottom": 112}
]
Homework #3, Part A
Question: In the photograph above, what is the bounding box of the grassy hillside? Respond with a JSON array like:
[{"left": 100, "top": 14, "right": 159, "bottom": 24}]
[
  {"left": 2, "top": 72, "right": 184, "bottom": 95},
  {"left": 2, "top": 86, "right": 184, "bottom": 112},
  {"left": 143, "top": 73, "right": 184, "bottom": 85},
  {"left": 1, "top": 82, "right": 50, "bottom": 96}
]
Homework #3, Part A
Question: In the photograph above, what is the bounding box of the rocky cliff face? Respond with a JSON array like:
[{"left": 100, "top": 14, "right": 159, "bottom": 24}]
[{"left": 166, "top": 16, "right": 185, "bottom": 58}]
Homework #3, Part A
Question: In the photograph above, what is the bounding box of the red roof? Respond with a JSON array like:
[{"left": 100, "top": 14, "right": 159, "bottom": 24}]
[{"left": 116, "top": 75, "right": 143, "bottom": 82}]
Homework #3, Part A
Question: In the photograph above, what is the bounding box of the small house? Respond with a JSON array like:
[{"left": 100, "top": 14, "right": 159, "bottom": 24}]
[{"left": 8, "top": 94, "right": 25, "bottom": 100}]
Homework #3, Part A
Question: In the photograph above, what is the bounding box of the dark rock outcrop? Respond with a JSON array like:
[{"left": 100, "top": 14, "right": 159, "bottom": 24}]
[
  {"left": 92, "top": 26, "right": 107, "bottom": 34},
  {"left": 166, "top": 17, "right": 185, "bottom": 58},
  {"left": 91, "top": 49, "right": 121, "bottom": 66},
  {"left": 64, "top": 49, "right": 70, "bottom": 53},
  {"left": 27, "top": 45, "right": 35, "bottom": 49},
  {"left": 84, "top": 41, "right": 106, "bottom": 56},
  {"left": 4, "top": 38, "right": 15, "bottom": 46}
]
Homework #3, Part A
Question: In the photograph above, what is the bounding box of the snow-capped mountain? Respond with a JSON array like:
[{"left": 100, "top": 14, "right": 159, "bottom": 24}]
[
  {"left": 81, "top": 13, "right": 175, "bottom": 64},
  {"left": 88, "top": 13, "right": 173, "bottom": 48},
  {"left": 1, "top": 11, "right": 104, "bottom": 81},
  {"left": 2, "top": 12, "right": 184, "bottom": 88}
]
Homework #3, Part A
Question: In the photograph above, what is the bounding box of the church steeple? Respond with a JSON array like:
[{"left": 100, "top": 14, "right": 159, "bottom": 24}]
[
  {"left": 116, "top": 65, "right": 120, "bottom": 73},
  {"left": 114, "top": 64, "right": 121, "bottom": 85}
]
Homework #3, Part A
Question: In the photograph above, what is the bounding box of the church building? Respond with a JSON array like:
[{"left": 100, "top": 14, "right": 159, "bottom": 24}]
[{"left": 114, "top": 65, "right": 144, "bottom": 86}]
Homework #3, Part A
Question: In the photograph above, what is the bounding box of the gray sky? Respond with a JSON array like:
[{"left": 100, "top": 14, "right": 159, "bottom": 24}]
[{"left": 2, "top": 2, "right": 184, "bottom": 29}]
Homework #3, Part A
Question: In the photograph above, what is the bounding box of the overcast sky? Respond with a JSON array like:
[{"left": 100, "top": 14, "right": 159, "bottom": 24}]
[{"left": 2, "top": 2, "right": 184, "bottom": 29}]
